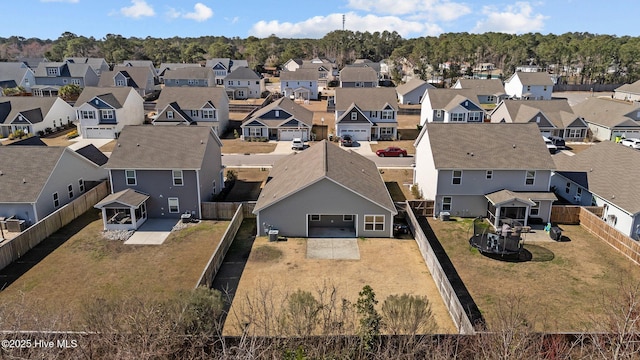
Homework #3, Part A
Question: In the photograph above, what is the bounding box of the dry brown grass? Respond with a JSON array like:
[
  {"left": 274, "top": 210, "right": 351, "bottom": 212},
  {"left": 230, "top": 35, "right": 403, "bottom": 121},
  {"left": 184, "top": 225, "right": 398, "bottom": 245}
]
[
  {"left": 221, "top": 138, "right": 276, "bottom": 153},
  {"left": 0, "top": 211, "right": 229, "bottom": 329},
  {"left": 99, "top": 140, "right": 116, "bottom": 152},
  {"left": 224, "top": 236, "right": 457, "bottom": 336},
  {"left": 427, "top": 217, "right": 640, "bottom": 331},
  {"left": 380, "top": 168, "right": 415, "bottom": 202}
]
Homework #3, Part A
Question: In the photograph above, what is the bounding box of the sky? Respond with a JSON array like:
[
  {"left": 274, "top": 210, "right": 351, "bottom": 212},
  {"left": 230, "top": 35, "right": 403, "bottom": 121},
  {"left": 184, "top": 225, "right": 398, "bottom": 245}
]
[{"left": 3, "top": 0, "right": 639, "bottom": 40}]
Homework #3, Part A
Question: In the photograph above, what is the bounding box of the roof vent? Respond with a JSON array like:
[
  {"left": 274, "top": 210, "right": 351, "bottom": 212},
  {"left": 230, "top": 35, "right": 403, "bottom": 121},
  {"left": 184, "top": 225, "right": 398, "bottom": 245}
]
[
  {"left": 512, "top": 144, "right": 517, "bottom": 148},
  {"left": 22, "top": 178, "right": 26, "bottom": 184},
  {"left": 200, "top": 140, "right": 204, "bottom": 144},
  {"left": 0, "top": 171, "right": 3, "bottom": 176},
  {"left": 136, "top": 143, "right": 139, "bottom": 146},
  {"left": 118, "top": 143, "right": 121, "bottom": 147}
]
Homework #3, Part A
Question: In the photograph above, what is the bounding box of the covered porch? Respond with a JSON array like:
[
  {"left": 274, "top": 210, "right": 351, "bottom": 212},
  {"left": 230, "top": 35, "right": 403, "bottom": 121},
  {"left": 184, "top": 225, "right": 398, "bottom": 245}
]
[
  {"left": 94, "top": 189, "right": 149, "bottom": 231},
  {"left": 485, "top": 190, "right": 556, "bottom": 229}
]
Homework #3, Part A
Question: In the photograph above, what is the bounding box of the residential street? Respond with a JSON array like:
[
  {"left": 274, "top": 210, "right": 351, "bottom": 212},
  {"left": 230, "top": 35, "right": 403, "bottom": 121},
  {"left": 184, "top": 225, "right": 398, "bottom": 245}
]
[{"left": 222, "top": 152, "right": 414, "bottom": 168}]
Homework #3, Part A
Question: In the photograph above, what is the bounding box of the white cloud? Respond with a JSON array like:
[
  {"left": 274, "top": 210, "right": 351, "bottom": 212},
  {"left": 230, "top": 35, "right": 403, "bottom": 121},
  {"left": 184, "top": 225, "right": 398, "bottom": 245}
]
[
  {"left": 472, "top": 2, "right": 547, "bottom": 34},
  {"left": 120, "top": 0, "right": 155, "bottom": 19},
  {"left": 166, "top": 3, "right": 213, "bottom": 22},
  {"left": 41, "top": 0, "right": 79, "bottom": 3},
  {"left": 346, "top": 0, "right": 471, "bottom": 21},
  {"left": 250, "top": 12, "right": 441, "bottom": 38}
]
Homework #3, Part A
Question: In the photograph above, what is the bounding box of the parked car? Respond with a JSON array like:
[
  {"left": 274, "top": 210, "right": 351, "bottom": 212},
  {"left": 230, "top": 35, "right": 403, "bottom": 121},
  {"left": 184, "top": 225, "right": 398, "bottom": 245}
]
[
  {"left": 291, "top": 138, "right": 304, "bottom": 150},
  {"left": 543, "top": 136, "right": 557, "bottom": 154},
  {"left": 376, "top": 146, "right": 408, "bottom": 157},
  {"left": 340, "top": 134, "right": 353, "bottom": 147},
  {"left": 549, "top": 136, "right": 566, "bottom": 149},
  {"left": 621, "top": 138, "right": 640, "bottom": 149}
]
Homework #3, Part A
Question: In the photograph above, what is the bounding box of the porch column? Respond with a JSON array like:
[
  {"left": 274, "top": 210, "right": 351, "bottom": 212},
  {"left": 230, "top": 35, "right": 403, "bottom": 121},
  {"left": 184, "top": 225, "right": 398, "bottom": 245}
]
[
  {"left": 524, "top": 206, "right": 529, "bottom": 227},
  {"left": 100, "top": 209, "right": 108, "bottom": 230},
  {"left": 494, "top": 207, "right": 501, "bottom": 228},
  {"left": 130, "top": 208, "right": 138, "bottom": 226}
]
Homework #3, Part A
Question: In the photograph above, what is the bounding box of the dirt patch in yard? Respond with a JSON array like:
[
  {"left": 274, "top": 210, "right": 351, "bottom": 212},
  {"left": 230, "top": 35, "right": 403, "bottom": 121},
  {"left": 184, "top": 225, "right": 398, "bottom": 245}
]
[
  {"left": 380, "top": 168, "right": 415, "bottom": 202},
  {"left": 223, "top": 168, "right": 269, "bottom": 201}
]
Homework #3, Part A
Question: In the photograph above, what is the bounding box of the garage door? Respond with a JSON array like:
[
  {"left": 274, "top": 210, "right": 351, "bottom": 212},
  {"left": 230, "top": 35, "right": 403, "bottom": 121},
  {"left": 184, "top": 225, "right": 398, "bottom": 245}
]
[
  {"left": 340, "top": 128, "right": 368, "bottom": 141},
  {"left": 84, "top": 127, "right": 116, "bottom": 139},
  {"left": 308, "top": 214, "right": 356, "bottom": 237},
  {"left": 279, "top": 129, "right": 308, "bottom": 141}
]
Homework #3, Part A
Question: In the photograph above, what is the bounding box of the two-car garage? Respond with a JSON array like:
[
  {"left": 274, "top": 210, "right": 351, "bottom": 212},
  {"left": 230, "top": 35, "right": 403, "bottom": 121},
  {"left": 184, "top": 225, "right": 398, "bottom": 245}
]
[
  {"left": 308, "top": 214, "right": 356, "bottom": 237},
  {"left": 82, "top": 126, "right": 117, "bottom": 139}
]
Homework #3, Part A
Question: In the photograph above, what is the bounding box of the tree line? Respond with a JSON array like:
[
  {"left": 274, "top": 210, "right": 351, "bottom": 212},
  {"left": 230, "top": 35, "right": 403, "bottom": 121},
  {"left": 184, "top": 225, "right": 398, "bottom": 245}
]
[{"left": 1, "top": 31, "right": 639, "bottom": 84}]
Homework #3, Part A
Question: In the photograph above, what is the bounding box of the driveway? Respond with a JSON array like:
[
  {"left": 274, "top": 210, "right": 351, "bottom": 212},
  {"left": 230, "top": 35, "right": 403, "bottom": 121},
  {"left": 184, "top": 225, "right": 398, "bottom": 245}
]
[
  {"left": 124, "top": 218, "right": 179, "bottom": 245},
  {"left": 67, "top": 137, "right": 114, "bottom": 151}
]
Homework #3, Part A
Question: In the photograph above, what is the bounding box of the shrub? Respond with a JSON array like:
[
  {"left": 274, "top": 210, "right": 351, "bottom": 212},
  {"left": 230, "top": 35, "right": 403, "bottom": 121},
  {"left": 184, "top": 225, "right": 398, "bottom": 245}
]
[
  {"left": 66, "top": 130, "right": 79, "bottom": 139},
  {"left": 410, "top": 184, "right": 422, "bottom": 199}
]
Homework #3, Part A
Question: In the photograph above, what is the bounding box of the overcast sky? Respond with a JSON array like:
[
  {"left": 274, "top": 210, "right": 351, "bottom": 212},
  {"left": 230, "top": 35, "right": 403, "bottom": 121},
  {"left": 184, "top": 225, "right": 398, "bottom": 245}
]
[{"left": 5, "top": 0, "right": 638, "bottom": 40}]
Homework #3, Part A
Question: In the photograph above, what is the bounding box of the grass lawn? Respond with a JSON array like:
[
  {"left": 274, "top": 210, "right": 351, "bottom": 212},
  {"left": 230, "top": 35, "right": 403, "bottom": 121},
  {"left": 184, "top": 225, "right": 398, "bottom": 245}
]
[
  {"left": 380, "top": 168, "right": 415, "bottom": 202},
  {"left": 221, "top": 138, "right": 276, "bottom": 154},
  {"left": 427, "top": 217, "right": 640, "bottom": 331},
  {"left": 0, "top": 211, "right": 229, "bottom": 329},
  {"left": 224, "top": 167, "right": 269, "bottom": 201}
]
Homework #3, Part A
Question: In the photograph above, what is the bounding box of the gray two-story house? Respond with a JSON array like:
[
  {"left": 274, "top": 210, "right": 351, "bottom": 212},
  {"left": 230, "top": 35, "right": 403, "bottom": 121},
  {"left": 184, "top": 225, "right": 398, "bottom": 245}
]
[
  {"left": 74, "top": 87, "right": 145, "bottom": 139},
  {"left": 163, "top": 67, "right": 215, "bottom": 87},
  {"left": 153, "top": 87, "right": 229, "bottom": 135},
  {"left": 32, "top": 61, "right": 99, "bottom": 96},
  {"left": 96, "top": 125, "right": 223, "bottom": 231},
  {"left": 334, "top": 87, "right": 398, "bottom": 141}
]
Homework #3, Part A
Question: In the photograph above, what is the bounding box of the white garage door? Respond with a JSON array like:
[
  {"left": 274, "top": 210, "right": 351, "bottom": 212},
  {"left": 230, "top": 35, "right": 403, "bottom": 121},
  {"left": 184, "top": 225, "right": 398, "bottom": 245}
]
[
  {"left": 84, "top": 127, "right": 116, "bottom": 139},
  {"left": 340, "top": 128, "right": 369, "bottom": 141},
  {"left": 279, "top": 129, "right": 308, "bottom": 141}
]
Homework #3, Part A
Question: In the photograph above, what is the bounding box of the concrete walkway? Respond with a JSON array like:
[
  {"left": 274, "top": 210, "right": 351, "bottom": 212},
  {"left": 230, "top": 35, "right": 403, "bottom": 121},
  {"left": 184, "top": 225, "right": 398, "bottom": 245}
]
[
  {"left": 67, "top": 137, "right": 113, "bottom": 151},
  {"left": 124, "top": 218, "right": 179, "bottom": 245},
  {"left": 306, "top": 238, "right": 360, "bottom": 260}
]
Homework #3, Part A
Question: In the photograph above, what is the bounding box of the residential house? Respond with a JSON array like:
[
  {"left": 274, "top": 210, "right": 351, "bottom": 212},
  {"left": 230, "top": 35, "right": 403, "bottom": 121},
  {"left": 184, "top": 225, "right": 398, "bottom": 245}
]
[
  {"left": 157, "top": 63, "right": 202, "bottom": 82},
  {"left": 32, "top": 61, "right": 99, "bottom": 96},
  {"left": 504, "top": 71, "right": 554, "bottom": 100},
  {"left": 0, "top": 62, "right": 36, "bottom": 92},
  {"left": 282, "top": 59, "right": 304, "bottom": 72},
  {"left": 240, "top": 97, "right": 312, "bottom": 141},
  {"left": 63, "top": 57, "right": 110, "bottom": 75},
  {"left": 396, "top": 78, "right": 434, "bottom": 105},
  {"left": 299, "top": 62, "right": 338, "bottom": 87},
  {"left": 334, "top": 87, "right": 398, "bottom": 141},
  {"left": 0, "top": 97, "right": 76, "bottom": 138},
  {"left": 18, "top": 57, "right": 48, "bottom": 70},
  {"left": 118, "top": 60, "right": 157, "bottom": 75},
  {"left": 572, "top": 97, "right": 640, "bottom": 141},
  {"left": 348, "top": 59, "right": 382, "bottom": 78},
  {"left": 206, "top": 58, "right": 248, "bottom": 85},
  {"left": 0, "top": 146, "right": 107, "bottom": 227},
  {"left": 98, "top": 66, "right": 158, "bottom": 97},
  {"left": 413, "top": 123, "right": 557, "bottom": 228},
  {"left": 452, "top": 78, "right": 507, "bottom": 106},
  {"left": 339, "top": 67, "right": 378, "bottom": 88},
  {"left": 224, "top": 67, "right": 264, "bottom": 100},
  {"left": 154, "top": 87, "right": 229, "bottom": 135},
  {"left": 279, "top": 69, "right": 319, "bottom": 100},
  {"left": 551, "top": 141, "right": 640, "bottom": 240},
  {"left": 74, "top": 87, "right": 144, "bottom": 139},
  {"left": 490, "top": 99, "right": 589, "bottom": 140},
  {"left": 162, "top": 67, "right": 215, "bottom": 87},
  {"left": 613, "top": 80, "right": 640, "bottom": 102},
  {"left": 96, "top": 125, "right": 223, "bottom": 230},
  {"left": 419, "top": 88, "right": 486, "bottom": 125},
  {"left": 253, "top": 140, "right": 397, "bottom": 237}
]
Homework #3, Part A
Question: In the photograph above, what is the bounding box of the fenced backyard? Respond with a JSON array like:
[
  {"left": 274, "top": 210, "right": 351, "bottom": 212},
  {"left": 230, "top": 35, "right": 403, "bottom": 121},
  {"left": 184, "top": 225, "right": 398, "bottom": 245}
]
[{"left": 201, "top": 201, "right": 256, "bottom": 220}]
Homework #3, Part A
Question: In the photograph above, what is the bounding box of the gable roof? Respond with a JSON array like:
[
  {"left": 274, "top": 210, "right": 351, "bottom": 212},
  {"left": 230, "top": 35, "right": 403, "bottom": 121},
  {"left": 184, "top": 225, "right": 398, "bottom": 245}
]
[
  {"left": 63, "top": 57, "right": 108, "bottom": 72},
  {"left": 73, "top": 144, "right": 109, "bottom": 166},
  {"left": 396, "top": 78, "right": 434, "bottom": 96},
  {"left": 572, "top": 97, "right": 640, "bottom": 128},
  {"left": 507, "top": 71, "right": 554, "bottom": 86},
  {"left": 156, "top": 87, "right": 228, "bottom": 111},
  {"left": 243, "top": 97, "right": 313, "bottom": 128},
  {"left": 104, "top": 125, "right": 221, "bottom": 170},
  {"left": 0, "top": 97, "right": 58, "bottom": 125},
  {"left": 553, "top": 141, "right": 640, "bottom": 214},
  {"left": 279, "top": 69, "right": 318, "bottom": 82},
  {"left": 95, "top": 188, "right": 149, "bottom": 209},
  {"left": 254, "top": 140, "right": 395, "bottom": 213},
  {"left": 225, "top": 67, "right": 261, "bottom": 80},
  {"left": 494, "top": 99, "right": 585, "bottom": 128},
  {"left": 98, "top": 66, "right": 156, "bottom": 88},
  {"left": 424, "top": 88, "right": 483, "bottom": 110},
  {"left": 6, "top": 136, "right": 47, "bottom": 146},
  {"left": 0, "top": 62, "right": 31, "bottom": 83},
  {"left": 335, "top": 87, "right": 398, "bottom": 111},
  {"left": 158, "top": 63, "right": 202, "bottom": 76},
  {"left": 0, "top": 146, "right": 67, "bottom": 203},
  {"left": 419, "top": 123, "right": 555, "bottom": 170},
  {"left": 615, "top": 80, "right": 640, "bottom": 95},
  {"left": 340, "top": 67, "right": 378, "bottom": 82},
  {"left": 75, "top": 86, "right": 136, "bottom": 109},
  {"left": 34, "top": 62, "right": 94, "bottom": 78},
  {"left": 454, "top": 79, "right": 506, "bottom": 95},
  {"left": 163, "top": 67, "right": 213, "bottom": 80}
]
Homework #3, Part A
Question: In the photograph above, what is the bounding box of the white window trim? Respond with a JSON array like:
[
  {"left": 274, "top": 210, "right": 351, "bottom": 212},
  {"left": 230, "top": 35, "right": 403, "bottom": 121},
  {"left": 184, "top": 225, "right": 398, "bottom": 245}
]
[
  {"left": 530, "top": 201, "right": 540, "bottom": 216},
  {"left": 350, "top": 112, "right": 357, "bottom": 120},
  {"left": 452, "top": 170, "right": 462, "bottom": 185},
  {"left": 53, "top": 192, "right": 60, "bottom": 208},
  {"left": 167, "top": 111, "right": 174, "bottom": 119},
  {"left": 486, "top": 170, "right": 493, "bottom": 180},
  {"left": 525, "top": 170, "right": 536, "bottom": 185},
  {"left": 442, "top": 196, "right": 452, "bottom": 211},
  {"left": 78, "top": 178, "right": 85, "bottom": 193},
  {"left": 168, "top": 198, "right": 180, "bottom": 213},
  {"left": 68, "top": 184, "right": 74, "bottom": 199},
  {"left": 125, "top": 170, "right": 137, "bottom": 186},
  {"left": 172, "top": 170, "right": 184, "bottom": 186},
  {"left": 364, "top": 214, "right": 385, "bottom": 231},
  {"left": 310, "top": 214, "right": 321, "bottom": 221}
]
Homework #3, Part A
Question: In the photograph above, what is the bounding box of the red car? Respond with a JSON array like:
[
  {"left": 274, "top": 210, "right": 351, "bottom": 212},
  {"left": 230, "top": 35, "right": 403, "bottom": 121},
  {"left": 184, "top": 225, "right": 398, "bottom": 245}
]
[{"left": 376, "top": 146, "right": 408, "bottom": 157}]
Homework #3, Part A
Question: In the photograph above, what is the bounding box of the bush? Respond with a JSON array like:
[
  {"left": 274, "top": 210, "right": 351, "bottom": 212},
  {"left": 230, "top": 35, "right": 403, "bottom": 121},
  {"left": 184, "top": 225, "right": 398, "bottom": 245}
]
[
  {"left": 66, "top": 130, "right": 79, "bottom": 139},
  {"left": 410, "top": 184, "right": 422, "bottom": 199}
]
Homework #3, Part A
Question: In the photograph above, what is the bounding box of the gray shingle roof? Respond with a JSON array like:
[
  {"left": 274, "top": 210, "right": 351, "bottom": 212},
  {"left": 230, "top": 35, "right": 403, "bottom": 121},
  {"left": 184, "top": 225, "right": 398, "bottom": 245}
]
[
  {"left": 572, "top": 97, "right": 640, "bottom": 128},
  {"left": 243, "top": 97, "right": 313, "bottom": 128},
  {"left": 75, "top": 87, "right": 135, "bottom": 109},
  {"left": 279, "top": 69, "right": 318, "bottom": 81},
  {"left": 422, "top": 123, "right": 555, "bottom": 170},
  {"left": 95, "top": 188, "right": 149, "bottom": 208},
  {"left": 339, "top": 67, "right": 378, "bottom": 82},
  {"left": 396, "top": 78, "right": 434, "bottom": 96},
  {"left": 335, "top": 87, "right": 397, "bottom": 111},
  {"left": 163, "top": 67, "right": 213, "bottom": 80},
  {"left": 553, "top": 141, "right": 640, "bottom": 214},
  {"left": 0, "top": 62, "right": 30, "bottom": 84},
  {"left": 225, "top": 67, "right": 261, "bottom": 80},
  {"left": 615, "top": 80, "right": 640, "bottom": 95},
  {"left": 156, "top": 87, "right": 227, "bottom": 111},
  {"left": 496, "top": 99, "right": 584, "bottom": 128},
  {"left": 424, "top": 88, "right": 482, "bottom": 109},
  {"left": 104, "top": 125, "right": 221, "bottom": 170},
  {"left": 254, "top": 140, "right": 396, "bottom": 213},
  {"left": 0, "top": 146, "right": 66, "bottom": 203},
  {"left": 455, "top": 79, "right": 506, "bottom": 95},
  {"left": 0, "top": 97, "right": 58, "bottom": 125},
  {"left": 34, "top": 62, "right": 94, "bottom": 78},
  {"left": 508, "top": 72, "right": 554, "bottom": 86}
]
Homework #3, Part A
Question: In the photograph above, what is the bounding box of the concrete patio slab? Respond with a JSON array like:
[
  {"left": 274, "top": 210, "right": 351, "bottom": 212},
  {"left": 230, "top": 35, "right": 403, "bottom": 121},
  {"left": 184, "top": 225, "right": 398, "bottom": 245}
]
[
  {"left": 306, "top": 238, "right": 360, "bottom": 260},
  {"left": 124, "top": 218, "right": 179, "bottom": 245}
]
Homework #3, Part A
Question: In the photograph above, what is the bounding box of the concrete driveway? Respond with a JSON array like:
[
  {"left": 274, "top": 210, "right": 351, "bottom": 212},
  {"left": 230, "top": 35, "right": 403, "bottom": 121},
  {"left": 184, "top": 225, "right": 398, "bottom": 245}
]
[
  {"left": 306, "top": 238, "right": 360, "bottom": 260},
  {"left": 124, "top": 218, "right": 179, "bottom": 245}
]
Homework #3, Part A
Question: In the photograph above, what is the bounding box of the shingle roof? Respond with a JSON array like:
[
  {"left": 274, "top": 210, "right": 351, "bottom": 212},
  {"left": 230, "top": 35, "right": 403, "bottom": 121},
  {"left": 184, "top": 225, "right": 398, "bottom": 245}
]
[
  {"left": 335, "top": 87, "right": 398, "bottom": 111},
  {"left": 572, "top": 97, "right": 640, "bottom": 128},
  {"left": 99, "top": 66, "right": 155, "bottom": 89},
  {"left": 158, "top": 63, "right": 202, "bottom": 75},
  {"left": 553, "top": 141, "right": 640, "bottom": 214},
  {"left": 422, "top": 123, "right": 555, "bottom": 170},
  {"left": 75, "top": 87, "right": 135, "bottom": 109},
  {"left": 225, "top": 67, "right": 261, "bottom": 80},
  {"left": 486, "top": 189, "right": 556, "bottom": 206},
  {"left": 396, "top": 78, "right": 434, "bottom": 96},
  {"left": 0, "top": 146, "right": 66, "bottom": 203},
  {"left": 156, "top": 87, "right": 227, "bottom": 111},
  {"left": 95, "top": 188, "right": 149, "bottom": 208},
  {"left": 0, "top": 62, "right": 30, "bottom": 84},
  {"left": 243, "top": 97, "right": 313, "bottom": 128},
  {"left": 74, "top": 144, "right": 109, "bottom": 166},
  {"left": 254, "top": 140, "right": 396, "bottom": 213},
  {"left": 104, "top": 125, "right": 221, "bottom": 170},
  {"left": 496, "top": 99, "right": 584, "bottom": 128},
  {"left": 508, "top": 72, "right": 554, "bottom": 86},
  {"left": 615, "top": 80, "right": 640, "bottom": 95},
  {"left": 339, "top": 67, "right": 378, "bottom": 82},
  {"left": 163, "top": 67, "right": 213, "bottom": 80},
  {"left": 279, "top": 69, "right": 318, "bottom": 81},
  {"left": 455, "top": 79, "right": 506, "bottom": 95},
  {"left": 424, "top": 88, "right": 483, "bottom": 109},
  {"left": 34, "top": 62, "right": 94, "bottom": 78},
  {"left": 0, "top": 97, "right": 58, "bottom": 125}
]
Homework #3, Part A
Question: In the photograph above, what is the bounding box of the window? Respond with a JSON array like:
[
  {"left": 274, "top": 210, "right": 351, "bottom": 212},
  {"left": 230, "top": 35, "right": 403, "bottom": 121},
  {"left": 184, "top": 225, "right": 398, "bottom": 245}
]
[
  {"left": 364, "top": 215, "right": 385, "bottom": 231},
  {"left": 351, "top": 112, "right": 357, "bottom": 120},
  {"left": 468, "top": 112, "right": 482, "bottom": 122},
  {"left": 565, "top": 182, "right": 571, "bottom": 194},
  {"left": 527, "top": 85, "right": 531, "bottom": 92},
  {"left": 72, "top": 79, "right": 81, "bottom": 85},
  {"left": 101, "top": 110, "right": 114, "bottom": 119},
  {"left": 530, "top": 201, "right": 540, "bottom": 216},
  {"left": 172, "top": 170, "right": 183, "bottom": 186},
  {"left": 62, "top": 79, "right": 68, "bottom": 84},
  {"left": 568, "top": 128, "right": 582, "bottom": 138},
  {"left": 576, "top": 187, "right": 582, "bottom": 201},
  {"left": 80, "top": 110, "right": 95, "bottom": 119},
  {"left": 202, "top": 109, "right": 214, "bottom": 119},
  {"left": 380, "top": 127, "right": 393, "bottom": 136},
  {"left": 381, "top": 110, "right": 394, "bottom": 119},
  {"left": 486, "top": 170, "right": 493, "bottom": 180},
  {"left": 543, "top": 86, "right": 547, "bottom": 91},
  {"left": 442, "top": 197, "right": 452, "bottom": 211},
  {"left": 249, "top": 127, "right": 261, "bottom": 137},
  {"left": 168, "top": 198, "right": 179, "bottom": 213},
  {"left": 188, "top": 79, "right": 196, "bottom": 85},
  {"left": 68, "top": 184, "right": 74, "bottom": 199},
  {"left": 116, "top": 79, "right": 126, "bottom": 86},
  {"left": 78, "top": 178, "right": 84, "bottom": 193},
  {"left": 167, "top": 111, "right": 174, "bottom": 119},
  {"left": 487, "top": 95, "right": 496, "bottom": 102},
  {"left": 212, "top": 180, "right": 216, "bottom": 195},
  {"left": 53, "top": 192, "right": 59, "bottom": 208},
  {"left": 343, "top": 214, "right": 354, "bottom": 221},
  {"left": 525, "top": 170, "right": 535, "bottom": 185},
  {"left": 310, "top": 214, "right": 321, "bottom": 221},
  {"left": 237, "top": 90, "right": 245, "bottom": 97},
  {"left": 452, "top": 170, "right": 462, "bottom": 185},
  {"left": 450, "top": 113, "right": 465, "bottom": 122},
  {"left": 125, "top": 170, "right": 136, "bottom": 185},
  {"left": 46, "top": 67, "right": 58, "bottom": 76},
  {"left": 275, "top": 110, "right": 280, "bottom": 117},
  {"left": 191, "top": 110, "right": 199, "bottom": 117}
]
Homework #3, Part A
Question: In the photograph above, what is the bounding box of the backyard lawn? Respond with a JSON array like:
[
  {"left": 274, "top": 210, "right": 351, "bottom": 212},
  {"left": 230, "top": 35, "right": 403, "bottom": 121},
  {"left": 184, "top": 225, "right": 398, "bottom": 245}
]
[
  {"left": 427, "top": 217, "right": 640, "bottom": 332},
  {"left": 0, "top": 211, "right": 229, "bottom": 329}
]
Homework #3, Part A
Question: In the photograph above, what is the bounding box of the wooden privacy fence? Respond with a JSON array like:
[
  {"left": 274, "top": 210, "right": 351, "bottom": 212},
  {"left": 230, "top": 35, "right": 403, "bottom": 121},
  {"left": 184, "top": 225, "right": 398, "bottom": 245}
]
[
  {"left": 551, "top": 205, "right": 603, "bottom": 224},
  {"left": 579, "top": 207, "right": 640, "bottom": 266},
  {"left": 201, "top": 202, "right": 256, "bottom": 220},
  {"left": 196, "top": 204, "right": 246, "bottom": 288},
  {"left": 0, "top": 181, "right": 109, "bottom": 272}
]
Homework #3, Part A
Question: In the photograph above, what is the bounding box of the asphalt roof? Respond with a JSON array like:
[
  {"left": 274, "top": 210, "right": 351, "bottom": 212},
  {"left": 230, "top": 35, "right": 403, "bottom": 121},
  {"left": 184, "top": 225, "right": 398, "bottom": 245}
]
[
  {"left": 395, "top": 78, "right": 434, "bottom": 96},
  {"left": 156, "top": 87, "right": 227, "bottom": 111},
  {"left": 572, "top": 97, "right": 640, "bottom": 128},
  {"left": 0, "top": 97, "right": 58, "bottom": 125},
  {"left": 162, "top": 67, "right": 213, "bottom": 80},
  {"left": 243, "top": 97, "right": 313, "bottom": 128},
  {"left": 75, "top": 87, "right": 136, "bottom": 109},
  {"left": 495, "top": 99, "right": 584, "bottom": 129},
  {"left": 335, "top": 87, "right": 398, "bottom": 111},
  {"left": 339, "top": 67, "right": 378, "bottom": 82}
]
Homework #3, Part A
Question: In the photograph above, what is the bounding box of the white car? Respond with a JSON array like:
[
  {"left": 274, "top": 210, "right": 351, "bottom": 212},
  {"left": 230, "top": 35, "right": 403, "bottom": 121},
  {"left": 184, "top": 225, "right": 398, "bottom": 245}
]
[
  {"left": 621, "top": 138, "right": 640, "bottom": 149},
  {"left": 291, "top": 138, "right": 304, "bottom": 150},
  {"left": 543, "top": 136, "right": 558, "bottom": 154}
]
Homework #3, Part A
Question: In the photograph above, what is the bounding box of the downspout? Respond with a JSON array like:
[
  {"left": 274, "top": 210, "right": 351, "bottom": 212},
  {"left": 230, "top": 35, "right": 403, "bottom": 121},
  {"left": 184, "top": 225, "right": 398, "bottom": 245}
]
[{"left": 196, "top": 169, "right": 202, "bottom": 219}]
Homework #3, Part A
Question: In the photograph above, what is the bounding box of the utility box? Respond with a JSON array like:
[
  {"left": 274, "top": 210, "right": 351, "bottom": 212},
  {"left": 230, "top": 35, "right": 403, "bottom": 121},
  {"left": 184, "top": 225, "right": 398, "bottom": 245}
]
[
  {"left": 268, "top": 229, "right": 279, "bottom": 242},
  {"left": 550, "top": 226, "right": 562, "bottom": 241},
  {"left": 440, "top": 212, "right": 450, "bottom": 221}
]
